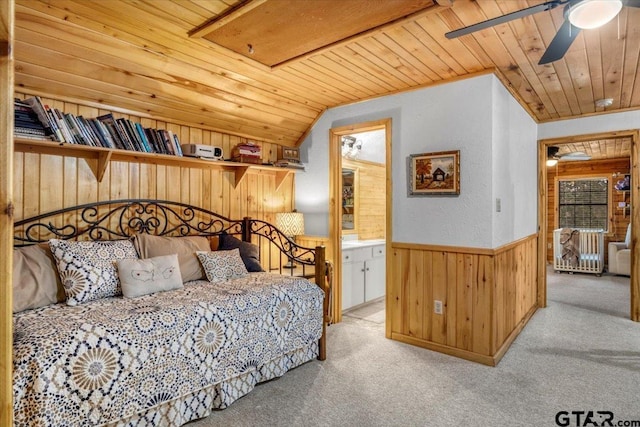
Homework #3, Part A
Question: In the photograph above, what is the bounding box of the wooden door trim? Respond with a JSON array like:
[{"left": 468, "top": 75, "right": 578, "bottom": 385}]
[
  {"left": 329, "top": 118, "right": 391, "bottom": 324},
  {"left": 538, "top": 130, "right": 640, "bottom": 321}
]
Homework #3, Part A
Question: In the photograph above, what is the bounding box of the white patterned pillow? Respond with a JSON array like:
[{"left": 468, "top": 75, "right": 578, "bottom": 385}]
[
  {"left": 49, "top": 239, "right": 139, "bottom": 306},
  {"left": 117, "top": 254, "right": 183, "bottom": 298},
  {"left": 196, "top": 248, "right": 249, "bottom": 282}
]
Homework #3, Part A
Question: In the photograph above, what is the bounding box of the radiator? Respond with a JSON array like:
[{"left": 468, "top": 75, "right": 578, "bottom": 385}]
[{"left": 553, "top": 228, "right": 604, "bottom": 275}]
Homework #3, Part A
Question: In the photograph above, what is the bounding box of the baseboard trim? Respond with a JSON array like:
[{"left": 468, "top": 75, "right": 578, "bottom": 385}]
[
  {"left": 389, "top": 333, "right": 497, "bottom": 366},
  {"left": 390, "top": 304, "right": 538, "bottom": 367},
  {"left": 491, "top": 304, "right": 538, "bottom": 365}
]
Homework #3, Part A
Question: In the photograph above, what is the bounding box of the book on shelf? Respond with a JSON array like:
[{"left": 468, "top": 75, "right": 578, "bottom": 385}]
[
  {"left": 51, "top": 108, "right": 75, "bottom": 144},
  {"left": 273, "top": 160, "right": 305, "bottom": 170},
  {"left": 14, "top": 103, "right": 188, "bottom": 157},
  {"left": 171, "top": 132, "right": 183, "bottom": 156},
  {"left": 22, "top": 96, "right": 58, "bottom": 141}
]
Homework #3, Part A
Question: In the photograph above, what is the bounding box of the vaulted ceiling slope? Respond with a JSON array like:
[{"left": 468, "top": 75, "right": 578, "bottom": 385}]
[{"left": 14, "top": 0, "right": 640, "bottom": 147}]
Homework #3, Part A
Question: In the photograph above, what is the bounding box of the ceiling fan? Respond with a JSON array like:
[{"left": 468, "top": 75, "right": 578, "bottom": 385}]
[
  {"left": 445, "top": 0, "right": 640, "bottom": 65},
  {"left": 547, "top": 146, "right": 591, "bottom": 166}
]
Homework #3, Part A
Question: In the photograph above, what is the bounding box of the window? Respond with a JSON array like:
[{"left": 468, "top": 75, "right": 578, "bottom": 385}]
[{"left": 558, "top": 178, "right": 608, "bottom": 231}]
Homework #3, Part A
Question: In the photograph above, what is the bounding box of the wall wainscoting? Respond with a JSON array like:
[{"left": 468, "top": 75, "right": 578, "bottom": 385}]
[{"left": 387, "top": 234, "right": 538, "bottom": 366}]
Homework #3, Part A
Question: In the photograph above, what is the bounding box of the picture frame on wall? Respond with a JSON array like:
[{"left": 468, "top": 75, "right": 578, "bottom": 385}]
[{"left": 408, "top": 150, "right": 460, "bottom": 196}]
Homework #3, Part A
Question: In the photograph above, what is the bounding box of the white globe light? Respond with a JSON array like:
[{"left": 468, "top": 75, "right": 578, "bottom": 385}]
[{"left": 568, "top": 0, "right": 623, "bottom": 30}]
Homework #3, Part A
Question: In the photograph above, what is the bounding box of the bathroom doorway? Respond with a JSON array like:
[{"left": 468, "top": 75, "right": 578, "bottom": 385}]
[{"left": 329, "top": 119, "right": 391, "bottom": 325}]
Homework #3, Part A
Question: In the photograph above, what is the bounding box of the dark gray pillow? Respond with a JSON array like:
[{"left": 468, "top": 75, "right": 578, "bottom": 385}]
[{"left": 218, "top": 233, "right": 264, "bottom": 272}]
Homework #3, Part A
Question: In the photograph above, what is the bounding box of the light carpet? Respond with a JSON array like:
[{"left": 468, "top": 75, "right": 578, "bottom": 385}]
[{"left": 189, "top": 269, "right": 640, "bottom": 427}]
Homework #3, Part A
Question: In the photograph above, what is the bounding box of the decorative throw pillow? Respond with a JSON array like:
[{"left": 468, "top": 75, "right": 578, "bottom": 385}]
[
  {"left": 49, "top": 239, "right": 138, "bottom": 306},
  {"left": 12, "top": 244, "right": 65, "bottom": 313},
  {"left": 116, "top": 254, "right": 183, "bottom": 298},
  {"left": 133, "top": 234, "right": 211, "bottom": 283},
  {"left": 196, "top": 248, "right": 249, "bottom": 282},
  {"left": 218, "top": 233, "right": 264, "bottom": 272}
]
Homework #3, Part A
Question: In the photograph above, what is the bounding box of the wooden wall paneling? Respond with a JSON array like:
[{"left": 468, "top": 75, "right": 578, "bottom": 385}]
[
  {"left": 390, "top": 247, "right": 406, "bottom": 334},
  {"left": 389, "top": 237, "right": 537, "bottom": 365},
  {"left": 1, "top": 0, "right": 13, "bottom": 422},
  {"left": 471, "top": 255, "right": 492, "bottom": 356},
  {"left": 493, "top": 248, "right": 506, "bottom": 352},
  {"left": 421, "top": 250, "right": 433, "bottom": 342},
  {"left": 445, "top": 253, "right": 458, "bottom": 347},
  {"left": 407, "top": 249, "right": 424, "bottom": 338},
  {"left": 455, "top": 254, "right": 474, "bottom": 351},
  {"left": 430, "top": 251, "right": 447, "bottom": 345}
]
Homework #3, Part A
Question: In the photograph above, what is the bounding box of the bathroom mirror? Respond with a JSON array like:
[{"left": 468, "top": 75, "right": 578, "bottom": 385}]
[{"left": 342, "top": 168, "right": 356, "bottom": 232}]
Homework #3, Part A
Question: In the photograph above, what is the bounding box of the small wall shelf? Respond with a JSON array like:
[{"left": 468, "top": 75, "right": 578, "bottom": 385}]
[
  {"left": 617, "top": 190, "right": 631, "bottom": 218},
  {"left": 14, "top": 138, "right": 298, "bottom": 191}
]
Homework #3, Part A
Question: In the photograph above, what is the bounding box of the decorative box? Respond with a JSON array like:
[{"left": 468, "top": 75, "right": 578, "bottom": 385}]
[
  {"left": 232, "top": 142, "right": 261, "bottom": 163},
  {"left": 232, "top": 155, "right": 262, "bottom": 164}
]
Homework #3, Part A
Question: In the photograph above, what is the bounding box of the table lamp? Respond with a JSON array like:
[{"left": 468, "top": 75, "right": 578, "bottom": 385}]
[{"left": 275, "top": 210, "right": 305, "bottom": 269}]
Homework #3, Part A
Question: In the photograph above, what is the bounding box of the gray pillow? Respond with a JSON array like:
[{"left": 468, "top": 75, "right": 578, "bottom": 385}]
[
  {"left": 133, "top": 234, "right": 211, "bottom": 282},
  {"left": 218, "top": 233, "right": 263, "bottom": 272},
  {"left": 13, "top": 244, "right": 65, "bottom": 313}
]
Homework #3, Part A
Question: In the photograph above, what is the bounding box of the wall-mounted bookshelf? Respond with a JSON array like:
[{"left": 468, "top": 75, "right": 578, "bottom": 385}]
[{"left": 14, "top": 139, "right": 297, "bottom": 191}]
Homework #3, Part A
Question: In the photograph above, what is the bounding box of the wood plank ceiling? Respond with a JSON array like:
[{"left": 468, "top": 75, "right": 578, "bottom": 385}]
[{"left": 13, "top": 0, "right": 640, "bottom": 149}]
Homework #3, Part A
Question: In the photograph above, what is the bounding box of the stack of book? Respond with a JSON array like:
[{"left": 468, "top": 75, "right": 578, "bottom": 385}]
[
  {"left": 14, "top": 96, "right": 183, "bottom": 156},
  {"left": 14, "top": 99, "right": 52, "bottom": 140}
]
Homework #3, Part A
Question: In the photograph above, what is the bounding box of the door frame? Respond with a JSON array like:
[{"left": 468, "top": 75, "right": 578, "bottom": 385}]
[
  {"left": 329, "top": 118, "right": 391, "bottom": 324},
  {"left": 537, "top": 130, "right": 640, "bottom": 321}
]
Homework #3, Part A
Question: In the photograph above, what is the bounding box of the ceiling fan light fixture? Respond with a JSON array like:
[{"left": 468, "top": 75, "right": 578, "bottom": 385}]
[
  {"left": 567, "top": 0, "right": 623, "bottom": 30},
  {"left": 546, "top": 159, "right": 558, "bottom": 167}
]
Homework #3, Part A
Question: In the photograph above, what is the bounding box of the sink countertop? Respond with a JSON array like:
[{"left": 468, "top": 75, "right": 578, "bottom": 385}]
[{"left": 341, "top": 239, "right": 385, "bottom": 249}]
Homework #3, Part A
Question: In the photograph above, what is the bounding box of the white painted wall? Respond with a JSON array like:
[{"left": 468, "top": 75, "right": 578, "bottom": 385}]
[
  {"left": 297, "top": 74, "right": 538, "bottom": 249},
  {"left": 538, "top": 110, "right": 640, "bottom": 140},
  {"left": 491, "top": 78, "right": 539, "bottom": 247}
]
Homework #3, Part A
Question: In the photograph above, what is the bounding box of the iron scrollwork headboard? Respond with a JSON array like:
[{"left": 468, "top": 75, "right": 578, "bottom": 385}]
[
  {"left": 13, "top": 199, "right": 243, "bottom": 246},
  {"left": 13, "top": 198, "right": 322, "bottom": 270}
]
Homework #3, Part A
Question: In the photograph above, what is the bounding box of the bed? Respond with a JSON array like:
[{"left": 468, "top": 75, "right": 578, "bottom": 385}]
[{"left": 11, "top": 199, "right": 331, "bottom": 427}]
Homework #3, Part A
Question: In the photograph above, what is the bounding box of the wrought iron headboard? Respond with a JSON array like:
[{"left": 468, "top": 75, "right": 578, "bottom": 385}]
[{"left": 13, "top": 199, "right": 317, "bottom": 267}]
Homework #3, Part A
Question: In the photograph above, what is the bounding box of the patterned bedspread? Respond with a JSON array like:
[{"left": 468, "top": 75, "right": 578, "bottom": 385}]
[{"left": 13, "top": 273, "right": 324, "bottom": 427}]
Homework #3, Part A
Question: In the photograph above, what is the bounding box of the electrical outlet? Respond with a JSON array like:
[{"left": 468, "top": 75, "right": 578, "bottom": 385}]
[
  {"left": 548, "top": 243, "right": 552, "bottom": 249},
  {"left": 434, "top": 300, "right": 443, "bottom": 315}
]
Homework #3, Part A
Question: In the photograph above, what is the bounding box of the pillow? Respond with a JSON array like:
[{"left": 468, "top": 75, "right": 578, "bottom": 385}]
[
  {"left": 196, "top": 248, "right": 249, "bottom": 282},
  {"left": 49, "top": 239, "right": 138, "bottom": 306},
  {"left": 218, "top": 233, "right": 264, "bottom": 272},
  {"left": 117, "top": 254, "right": 183, "bottom": 298},
  {"left": 12, "top": 244, "right": 65, "bottom": 313},
  {"left": 133, "top": 234, "right": 211, "bottom": 283}
]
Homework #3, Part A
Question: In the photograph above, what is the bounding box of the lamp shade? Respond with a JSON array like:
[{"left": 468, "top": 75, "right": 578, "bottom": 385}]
[{"left": 275, "top": 211, "right": 305, "bottom": 237}]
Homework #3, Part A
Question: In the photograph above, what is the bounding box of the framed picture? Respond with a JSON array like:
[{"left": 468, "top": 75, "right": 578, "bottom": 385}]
[
  {"left": 614, "top": 174, "right": 630, "bottom": 191},
  {"left": 408, "top": 150, "right": 460, "bottom": 196}
]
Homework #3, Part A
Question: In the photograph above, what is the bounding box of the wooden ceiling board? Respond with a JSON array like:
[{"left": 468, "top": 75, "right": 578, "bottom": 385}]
[
  {"left": 198, "top": 0, "right": 436, "bottom": 67},
  {"left": 12, "top": 0, "right": 640, "bottom": 148}
]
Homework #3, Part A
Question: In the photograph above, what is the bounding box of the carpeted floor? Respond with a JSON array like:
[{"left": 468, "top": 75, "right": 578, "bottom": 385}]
[{"left": 189, "top": 269, "right": 640, "bottom": 427}]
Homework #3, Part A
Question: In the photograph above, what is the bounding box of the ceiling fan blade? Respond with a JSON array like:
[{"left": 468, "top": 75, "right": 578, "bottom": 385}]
[
  {"left": 445, "top": 0, "right": 565, "bottom": 39},
  {"left": 538, "top": 19, "right": 581, "bottom": 65},
  {"left": 625, "top": 0, "right": 640, "bottom": 7}
]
